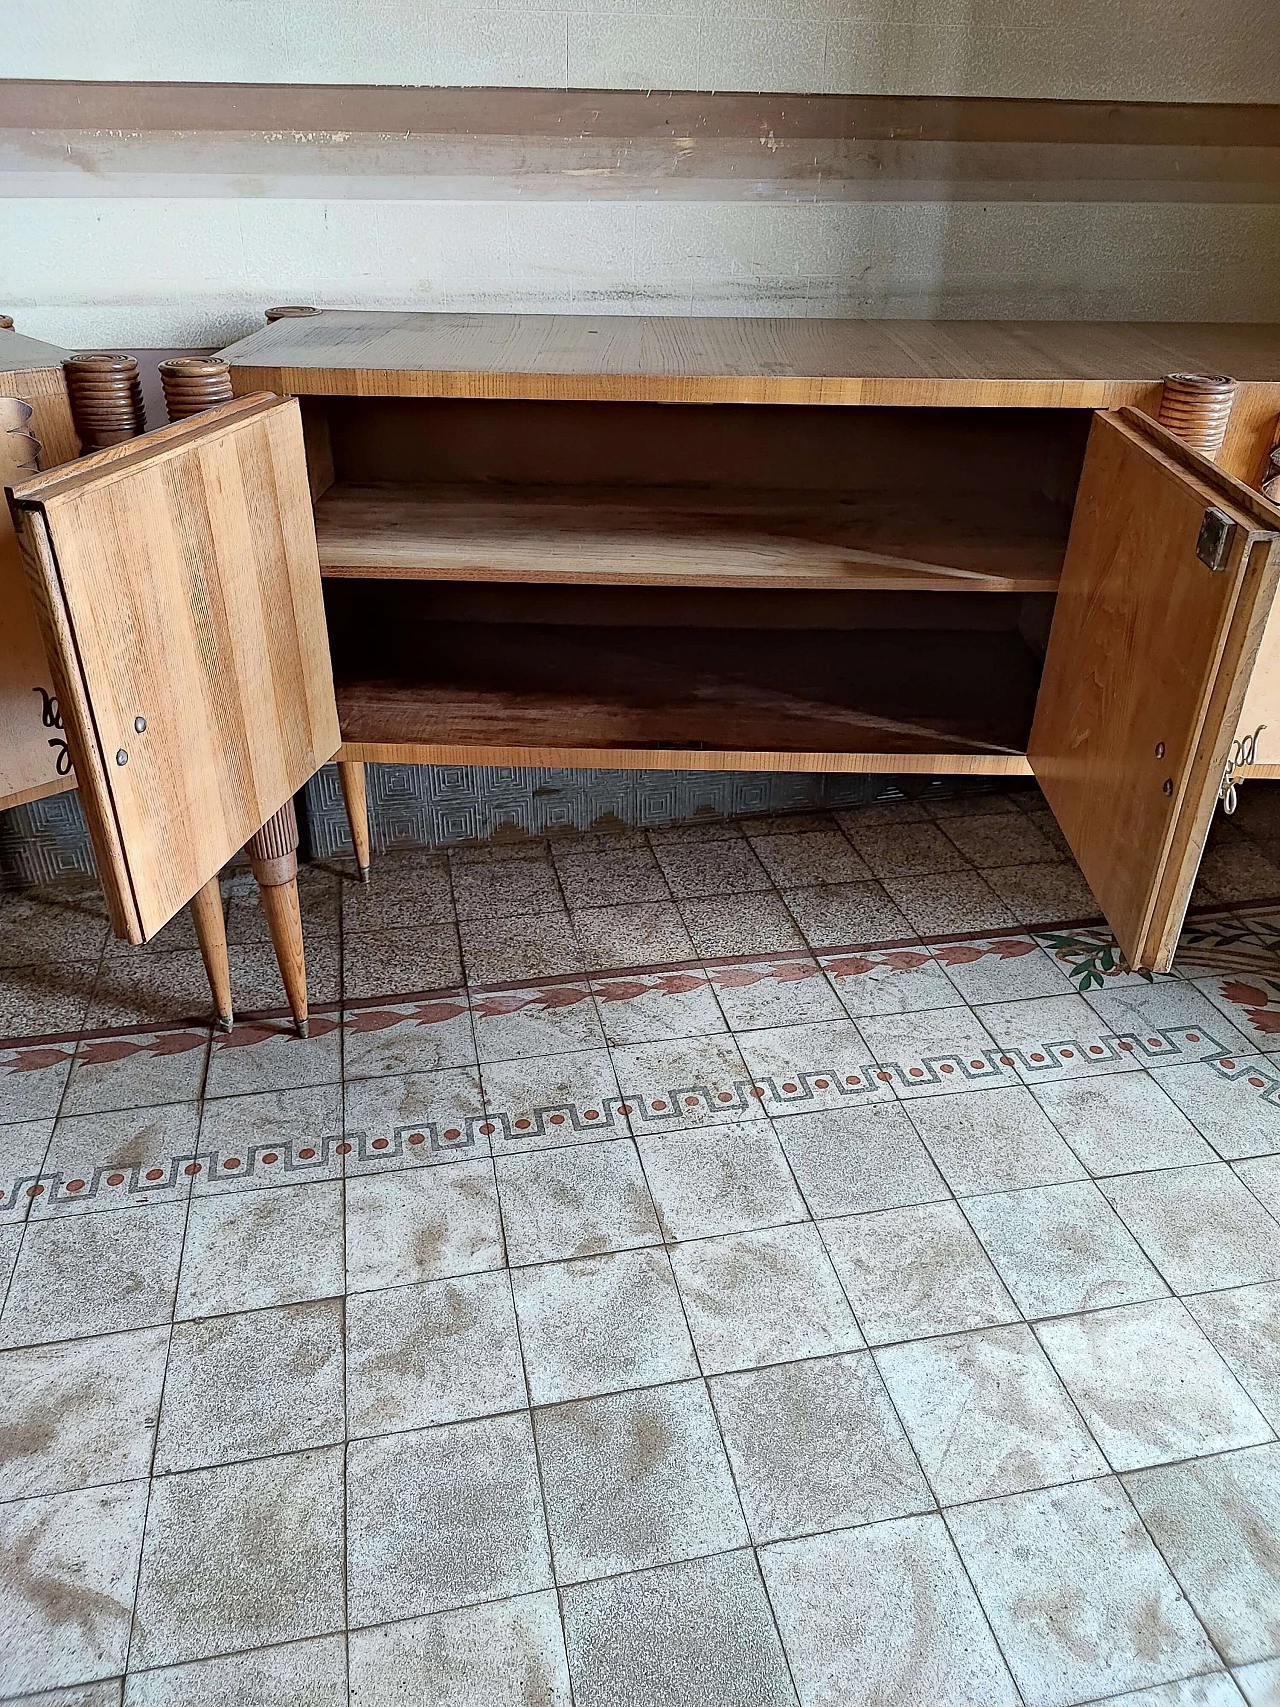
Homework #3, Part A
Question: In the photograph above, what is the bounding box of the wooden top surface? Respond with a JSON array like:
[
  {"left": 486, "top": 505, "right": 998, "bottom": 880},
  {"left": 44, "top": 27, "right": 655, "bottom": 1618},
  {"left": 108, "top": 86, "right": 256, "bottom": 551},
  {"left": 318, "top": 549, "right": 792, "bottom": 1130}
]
[
  {"left": 219, "top": 313, "right": 1280, "bottom": 402},
  {"left": 0, "top": 328, "right": 71, "bottom": 376}
]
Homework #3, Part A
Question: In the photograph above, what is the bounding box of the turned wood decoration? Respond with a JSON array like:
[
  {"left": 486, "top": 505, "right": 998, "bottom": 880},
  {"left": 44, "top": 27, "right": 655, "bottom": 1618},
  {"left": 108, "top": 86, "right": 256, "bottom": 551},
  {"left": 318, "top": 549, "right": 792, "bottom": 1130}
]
[
  {"left": 245, "top": 798, "right": 310, "bottom": 1037},
  {"left": 265, "top": 305, "right": 319, "bottom": 322},
  {"left": 0, "top": 315, "right": 13, "bottom": 330},
  {"left": 62, "top": 353, "right": 146, "bottom": 451},
  {"left": 1156, "top": 373, "right": 1238, "bottom": 459},
  {"left": 158, "top": 355, "right": 234, "bottom": 419}
]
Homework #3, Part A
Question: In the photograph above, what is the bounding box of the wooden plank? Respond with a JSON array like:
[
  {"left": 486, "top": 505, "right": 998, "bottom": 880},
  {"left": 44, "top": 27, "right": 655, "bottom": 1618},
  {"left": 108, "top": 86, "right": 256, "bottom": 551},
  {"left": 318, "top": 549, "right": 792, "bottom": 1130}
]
[
  {"left": 1028, "top": 408, "right": 1280, "bottom": 971},
  {"left": 337, "top": 739, "right": 1032, "bottom": 775},
  {"left": 221, "top": 313, "right": 1280, "bottom": 409},
  {"left": 315, "top": 484, "right": 1065, "bottom": 593},
  {"left": 10, "top": 395, "right": 341, "bottom": 942}
]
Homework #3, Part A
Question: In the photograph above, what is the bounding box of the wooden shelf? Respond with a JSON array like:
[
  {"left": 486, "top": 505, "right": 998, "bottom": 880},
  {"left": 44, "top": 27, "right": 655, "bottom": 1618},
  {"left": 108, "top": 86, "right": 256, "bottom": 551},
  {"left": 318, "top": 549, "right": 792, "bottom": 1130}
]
[
  {"left": 329, "top": 621, "right": 1040, "bottom": 772},
  {"left": 315, "top": 482, "right": 1065, "bottom": 593}
]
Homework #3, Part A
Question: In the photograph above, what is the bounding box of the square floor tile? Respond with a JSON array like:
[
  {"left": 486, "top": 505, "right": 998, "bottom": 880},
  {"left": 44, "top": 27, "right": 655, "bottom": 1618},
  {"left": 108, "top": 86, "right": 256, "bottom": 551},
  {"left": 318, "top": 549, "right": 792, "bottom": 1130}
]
[
  {"left": 670, "top": 1223, "right": 862, "bottom": 1374},
  {"left": 940, "top": 812, "right": 1062, "bottom": 869},
  {"left": 495, "top": 1139, "right": 659, "bottom": 1266},
  {"left": 1099, "top": 1164, "right": 1280, "bottom": 1291},
  {"left": 711, "top": 1351, "right": 930, "bottom": 1542},
  {"left": 1184, "top": 1282, "right": 1280, "bottom": 1431},
  {"left": 471, "top": 985, "right": 603, "bottom": 1064},
  {"left": 342, "top": 992, "right": 476, "bottom": 1085},
  {"left": 782, "top": 883, "right": 916, "bottom": 951},
  {"left": 820, "top": 1200, "right": 1018, "bottom": 1345},
  {"left": 2, "top": 1203, "right": 186, "bottom": 1348},
  {"left": 708, "top": 956, "right": 846, "bottom": 1032},
  {"left": 1085, "top": 983, "right": 1252, "bottom": 1062},
  {"left": 934, "top": 939, "right": 1074, "bottom": 1005},
  {"left": 1125, "top": 1444, "right": 1280, "bottom": 1667},
  {"left": 1235, "top": 1658, "right": 1280, "bottom": 1706},
  {"left": 906, "top": 1084, "right": 1086, "bottom": 1192},
  {"left": 653, "top": 837, "right": 772, "bottom": 898},
  {"left": 553, "top": 848, "right": 670, "bottom": 910},
  {"left": 948, "top": 1476, "right": 1218, "bottom": 1707},
  {"left": 195, "top": 1084, "right": 344, "bottom": 1191},
  {"left": 344, "top": 923, "right": 464, "bottom": 1006},
  {"left": 825, "top": 944, "right": 960, "bottom": 1018},
  {"left": 37, "top": 1103, "right": 201, "bottom": 1214},
  {"left": 450, "top": 855, "right": 563, "bottom": 921},
  {"left": 0, "top": 1325, "right": 168, "bottom": 1497},
  {"left": 130, "top": 1446, "right": 345, "bottom": 1669},
  {"left": 346, "top": 1412, "right": 551, "bottom": 1626},
  {"left": 348, "top": 1591, "right": 571, "bottom": 1707},
  {"left": 1152, "top": 1058, "right": 1280, "bottom": 1163},
  {"left": 773, "top": 1102, "right": 947, "bottom": 1218},
  {"left": 479, "top": 1047, "right": 625, "bottom": 1150},
  {"left": 590, "top": 968, "right": 726, "bottom": 1046},
  {"left": 879, "top": 870, "right": 1017, "bottom": 936},
  {"left": 962, "top": 1180, "right": 1168, "bottom": 1317},
  {"left": 0, "top": 1043, "right": 73, "bottom": 1126},
  {"left": 533, "top": 1378, "right": 746, "bottom": 1583},
  {"left": 734, "top": 1018, "right": 888, "bottom": 1117},
  {"left": 0, "top": 1119, "right": 55, "bottom": 1220},
  {"left": 1037, "top": 1299, "right": 1271, "bottom": 1471},
  {"left": 61, "top": 1033, "right": 209, "bottom": 1117},
  {"left": 512, "top": 1247, "right": 697, "bottom": 1404},
  {"left": 1237, "top": 1154, "right": 1280, "bottom": 1219},
  {"left": 203, "top": 1017, "right": 342, "bottom": 1101},
  {"left": 344, "top": 1068, "right": 485, "bottom": 1170},
  {"left": 156, "top": 1299, "right": 344, "bottom": 1472},
  {"left": 459, "top": 914, "right": 582, "bottom": 983},
  {"left": 856, "top": 1006, "right": 1011, "bottom": 1098},
  {"left": 347, "top": 1270, "right": 525, "bottom": 1435},
  {"left": 635, "top": 1119, "right": 808, "bottom": 1241},
  {"left": 341, "top": 856, "right": 453, "bottom": 936},
  {"left": 0, "top": 1482, "right": 149, "bottom": 1697},
  {"left": 43, "top": 1682, "right": 129, "bottom": 1705},
  {"left": 572, "top": 902, "right": 697, "bottom": 972},
  {"left": 611, "top": 1033, "right": 756, "bottom": 1129},
  {"left": 877, "top": 1323, "right": 1106, "bottom": 1503},
  {"left": 839, "top": 821, "right": 971, "bottom": 879},
  {"left": 561, "top": 1551, "right": 795, "bottom": 1707},
  {"left": 750, "top": 830, "right": 870, "bottom": 889},
  {"left": 1030, "top": 1073, "right": 1217, "bottom": 1174},
  {"left": 982, "top": 860, "right": 1100, "bottom": 924},
  {"left": 1090, "top": 1679, "right": 1254, "bottom": 1707},
  {"left": 976, "top": 992, "right": 1146, "bottom": 1081},
  {"left": 760, "top": 1513, "right": 1019, "bottom": 1707},
  {"left": 345, "top": 1159, "right": 503, "bottom": 1291},
  {"left": 124, "top": 1633, "right": 347, "bottom": 1705},
  {"left": 177, "top": 1181, "right": 343, "bottom": 1318},
  {"left": 678, "top": 893, "right": 806, "bottom": 957}
]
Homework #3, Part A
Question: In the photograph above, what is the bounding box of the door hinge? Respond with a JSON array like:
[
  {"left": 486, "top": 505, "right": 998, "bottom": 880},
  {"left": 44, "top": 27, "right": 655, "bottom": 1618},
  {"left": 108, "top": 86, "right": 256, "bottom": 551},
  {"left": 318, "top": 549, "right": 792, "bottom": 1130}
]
[
  {"left": 1196, "top": 506, "right": 1236, "bottom": 571},
  {"left": 1219, "top": 725, "right": 1265, "bottom": 815}
]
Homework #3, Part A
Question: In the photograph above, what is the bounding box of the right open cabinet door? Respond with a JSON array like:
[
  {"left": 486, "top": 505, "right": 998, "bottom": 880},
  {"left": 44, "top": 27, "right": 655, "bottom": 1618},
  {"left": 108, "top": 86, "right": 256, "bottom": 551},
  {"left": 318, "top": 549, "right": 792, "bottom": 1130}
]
[{"left": 1030, "top": 408, "right": 1280, "bottom": 972}]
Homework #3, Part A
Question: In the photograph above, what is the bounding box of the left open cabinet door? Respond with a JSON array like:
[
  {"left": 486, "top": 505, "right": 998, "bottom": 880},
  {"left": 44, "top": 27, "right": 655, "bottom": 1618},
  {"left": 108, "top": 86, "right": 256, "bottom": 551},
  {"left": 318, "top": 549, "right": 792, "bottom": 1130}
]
[{"left": 7, "top": 393, "right": 341, "bottom": 943}]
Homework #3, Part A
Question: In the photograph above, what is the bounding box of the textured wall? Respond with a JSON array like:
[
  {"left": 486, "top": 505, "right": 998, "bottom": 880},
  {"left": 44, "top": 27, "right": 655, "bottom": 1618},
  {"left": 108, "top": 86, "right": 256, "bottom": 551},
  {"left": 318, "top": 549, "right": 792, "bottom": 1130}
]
[{"left": 5, "top": 0, "right": 1277, "bottom": 101}]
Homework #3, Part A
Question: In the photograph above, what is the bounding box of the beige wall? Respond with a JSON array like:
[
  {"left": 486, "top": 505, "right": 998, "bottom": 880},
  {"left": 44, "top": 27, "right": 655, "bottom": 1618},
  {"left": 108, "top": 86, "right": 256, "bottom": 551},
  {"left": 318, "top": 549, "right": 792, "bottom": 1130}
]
[{"left": 3, "top": 3, "right": 1278, "bottom": 342}]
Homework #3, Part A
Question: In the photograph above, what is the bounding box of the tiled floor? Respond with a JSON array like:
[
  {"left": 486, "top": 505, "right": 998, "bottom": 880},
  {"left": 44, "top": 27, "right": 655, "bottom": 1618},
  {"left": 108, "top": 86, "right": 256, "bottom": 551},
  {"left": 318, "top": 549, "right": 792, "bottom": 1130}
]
[{"left": 3, "top": 781, "right": 1280, "bottom": 1704}]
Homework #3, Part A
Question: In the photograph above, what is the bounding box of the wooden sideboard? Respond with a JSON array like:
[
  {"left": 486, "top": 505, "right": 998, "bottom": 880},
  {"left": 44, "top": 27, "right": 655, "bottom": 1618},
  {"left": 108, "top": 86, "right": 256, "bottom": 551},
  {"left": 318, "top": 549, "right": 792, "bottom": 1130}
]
[{"left": 10, "top": 312, "right": 1280, "bottom": 1011}]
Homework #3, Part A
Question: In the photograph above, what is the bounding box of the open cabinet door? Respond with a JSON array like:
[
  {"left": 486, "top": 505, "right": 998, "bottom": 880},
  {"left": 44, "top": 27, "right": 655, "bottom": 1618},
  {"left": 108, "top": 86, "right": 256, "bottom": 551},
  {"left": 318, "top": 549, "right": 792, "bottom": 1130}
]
[
  {"left": 7, "top": 393, "right": 341, "bottom": 943},
  {"left": 1029, "top": 408, "right": 1280, "bottom": 972}
]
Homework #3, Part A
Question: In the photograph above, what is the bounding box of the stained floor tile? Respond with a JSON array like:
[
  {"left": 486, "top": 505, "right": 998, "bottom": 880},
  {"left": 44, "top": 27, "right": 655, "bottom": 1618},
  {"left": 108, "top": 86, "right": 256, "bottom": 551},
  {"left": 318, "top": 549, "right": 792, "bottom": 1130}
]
[
  {"left": 1152, "top": 1058, "right": 1280, "bottom": 1162},
  {"left": 962, "top": 1180, "right": 1168, "bottom": 1317},
  {"left": 176, "top": 1182, "right": 344, "bottom": 1317},
  {"left": 342, "top": 995, "right": 476, "bottom": 1081},
  {"left": 479, "top": 1046, "right": 624, "bottom": 1148},
  {"left": 343, "top": 1067, "right": 485, "bottom": 1169},
  {"left": 1036, "top": 1299, "right": 1272, "bottom": 1471},
  {"left": 495, "top": 1139, "right": 660, "bottom": 1266},
  {"left": 611, "top": 1033, "right": 754, "bottom": 1130},
  {"left": 533, "top": 1378, "right": 747, "bottom": 1583},
  {"left": 2, "top": 1203, "right": 187, "bottom": 1348},
  {"left": 511, "top": 1247, "right": 697, "bottom": 1404},
  {"left": 654, "top": 837, "right": 772, "bottom": 897},
  {"left": 1184, "top": 1282, "right": 1280, "bottom": 1430},
  {"left": 820, "top": 1200, "right": 1019, "bottom": 1345},
  {"left": 760, "top": 1514, "right": 1019, "bottom": 1707},
  {"left": 348, "top": 1592, "right": 571, "bottom": 1707},
  {"left": 905, "top": 1083, "right": 1086, "bottom": 1192},
  {"left": 129, "top": 1447, "right": 345, "bottom": 1669},
  {"left": 346, "top": 1412, "right": 550, "bottom": 1626},
  {"left": 345, "top": 1160, "right": 504, "bottom": 1291},
  {"left": 572, "top": 901, "right": 698, "bottom": 971},
  {"left": 561, "top": 1550, "right": 796, "bottom": 1707},
  {"left": 773, "top": 1102, "right": 948, "bottom": 1218},
  {"left": 123, "top": 1633, "right": 347, "bottom": 1705},
  {"left": 948, "top": 1476, "right": 1219, "bottom": 1707},
  {"left": 1029, "top": 1072, "right": 1217, "bottom": 1174},
  {"left": 670, "top": 1222, "right": 862, "bottom": 1373},
  {"left": 635, "top": 1118, "right": 808, "bottom": 1241},
  {"left": 710, "top": 1351, "right": 930, "bottom": 1542},
  {"left": 734, "top": 1017, "right": 889, "bottom": 1117},
  {"left": 857, "top": 1005, "right": 1008, "bottom": 1098},
  {"left": 876, "top": 1323, "right": 1107, "bottom": 1503},
  {"left": 1099, "top": 1164, "right": 1280, "bottom": 1292}
]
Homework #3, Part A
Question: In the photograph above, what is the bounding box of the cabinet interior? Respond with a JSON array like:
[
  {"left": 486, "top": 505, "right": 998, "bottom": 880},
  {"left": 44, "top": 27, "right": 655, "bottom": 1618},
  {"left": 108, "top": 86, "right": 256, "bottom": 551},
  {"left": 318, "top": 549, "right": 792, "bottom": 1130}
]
[{"left": 312, "top": 398, "right": 1092, "bottom": 765}]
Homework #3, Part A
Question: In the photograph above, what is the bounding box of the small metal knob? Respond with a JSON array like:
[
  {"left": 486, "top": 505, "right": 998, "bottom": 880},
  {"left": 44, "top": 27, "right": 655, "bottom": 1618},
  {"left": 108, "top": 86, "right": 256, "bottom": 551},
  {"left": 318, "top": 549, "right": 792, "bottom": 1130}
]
[
  {"left": 116, "top": 749, "right": 129, "bottom": 765},
  {"left": 134, "top": 716, "right": 147, "bottom": 733}
]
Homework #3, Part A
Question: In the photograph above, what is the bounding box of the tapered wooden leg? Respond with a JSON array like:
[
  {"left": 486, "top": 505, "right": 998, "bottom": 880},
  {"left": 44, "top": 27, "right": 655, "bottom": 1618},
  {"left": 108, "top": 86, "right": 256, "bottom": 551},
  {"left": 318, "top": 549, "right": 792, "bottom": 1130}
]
[
  {"left": 338, "top": 759, "right": 371, "bottom": 882},
  {"left": 189, "top": 876, "right": 233, "bottom": 1032},
  {"left": 247, "top": 800, "right": 309, "bottom": 1037}
]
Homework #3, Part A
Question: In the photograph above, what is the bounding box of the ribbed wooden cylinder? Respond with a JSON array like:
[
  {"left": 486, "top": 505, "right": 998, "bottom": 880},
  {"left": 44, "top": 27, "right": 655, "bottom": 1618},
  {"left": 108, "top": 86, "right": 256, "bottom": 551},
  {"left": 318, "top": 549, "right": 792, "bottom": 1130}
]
[
  {"left": 63, "top": 353, "right": 146, "bottom": 450},
  {"left": 1157, "top": 373, "right": 1237, "bottom": 460},
  {"left": 264, "top": 305, "right": 319, "bottom": 322},
  {"left": 159, "top": 356, "right": 234, "bottom": 422},
  {"left": 247, "top": 800, "right": 299, "bottom": 864}
]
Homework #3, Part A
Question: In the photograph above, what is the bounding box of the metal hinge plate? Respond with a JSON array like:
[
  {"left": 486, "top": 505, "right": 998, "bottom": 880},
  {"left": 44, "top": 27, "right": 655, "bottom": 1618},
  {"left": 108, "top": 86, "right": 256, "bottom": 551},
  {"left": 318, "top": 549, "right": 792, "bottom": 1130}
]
[{"left": 1196, "top": 507, "right": 1236, "bottom": 571}]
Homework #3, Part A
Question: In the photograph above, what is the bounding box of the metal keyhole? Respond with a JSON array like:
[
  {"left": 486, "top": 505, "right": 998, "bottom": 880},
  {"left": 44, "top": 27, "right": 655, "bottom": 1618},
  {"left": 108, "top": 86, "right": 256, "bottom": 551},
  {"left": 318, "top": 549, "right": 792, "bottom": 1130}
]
[
  {"left": 1154, "top": 742, "right": 1165, "bottom": 759},
  {"left": 1163, "top": 778, "right": 1173, "bottom": 795}
]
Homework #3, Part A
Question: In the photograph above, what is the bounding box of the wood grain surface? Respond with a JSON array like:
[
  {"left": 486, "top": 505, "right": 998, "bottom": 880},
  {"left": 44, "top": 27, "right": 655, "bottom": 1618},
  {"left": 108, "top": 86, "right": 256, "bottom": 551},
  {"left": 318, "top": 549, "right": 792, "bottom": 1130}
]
[{"left": 9, "top": 394, "right": 341, "bottom": 942}]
